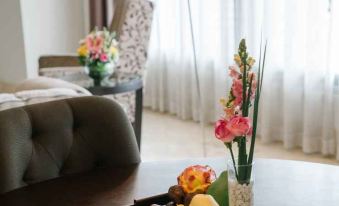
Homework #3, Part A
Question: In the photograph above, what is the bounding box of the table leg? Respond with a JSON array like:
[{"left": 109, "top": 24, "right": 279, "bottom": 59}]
[{"left": 135, "top": 87, "right": 143, "bottom": 151}]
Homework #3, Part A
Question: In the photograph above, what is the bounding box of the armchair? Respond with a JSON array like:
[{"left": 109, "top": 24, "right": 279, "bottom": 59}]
[{"left": 39, "top": 0, "right": 154, "bottom": 144}]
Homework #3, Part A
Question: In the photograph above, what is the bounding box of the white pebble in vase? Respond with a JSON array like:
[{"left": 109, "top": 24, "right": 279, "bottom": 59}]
[{"left": 228, "top": 179, "right": 254, "bottom": 206}]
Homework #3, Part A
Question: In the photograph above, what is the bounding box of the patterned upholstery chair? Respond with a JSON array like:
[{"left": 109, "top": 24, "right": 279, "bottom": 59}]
[
  {"left": 39, "top": 0, "right": 154, "bottom": 142},
  {"left": 108, "top": 0, "right": 153, "bottom": 123}
]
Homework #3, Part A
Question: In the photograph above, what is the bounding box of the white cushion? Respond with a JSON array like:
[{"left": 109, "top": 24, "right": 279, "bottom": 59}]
[{"left": 0, "top": 88, "right": 88, "bottom": 111}]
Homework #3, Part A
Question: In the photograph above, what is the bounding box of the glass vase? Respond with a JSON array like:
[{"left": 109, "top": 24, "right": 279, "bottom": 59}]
[
  {"left": 85, "top": 62, "right": 115, "bottom": 86},
  {"left": 227, "top": 160, "right": 254, "bottom": 206}
]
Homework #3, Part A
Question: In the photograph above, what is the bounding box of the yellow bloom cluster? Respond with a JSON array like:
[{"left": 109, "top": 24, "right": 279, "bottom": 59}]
[
  {"left": 247, "top": 57, "right": 255, "bottom": 67},
  {"left": 234, "top": 54, "right": 255, "bottom": 68},
  {"left": 77, "top": 45, "right": 88, "bottom": 57},
  {"left": 219, "top": 98, "right": 227, "bottom": 107},
  {"left": 234, "top": 54, "right": 241, "bottom": 66},
  {"left": 110, "top": 46, "right": 118, "bottom": 56}
]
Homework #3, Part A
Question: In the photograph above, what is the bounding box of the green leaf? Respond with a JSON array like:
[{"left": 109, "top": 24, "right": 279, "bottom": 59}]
[
  {"left": 247, "top": 40, "right": 267, "bottom": 180},
  {"left": 207, "top": 171, "right": 229, "bottom": 206}
]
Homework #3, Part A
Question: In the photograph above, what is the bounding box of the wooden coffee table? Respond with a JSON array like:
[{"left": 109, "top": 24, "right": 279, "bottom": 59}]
[{"left": 0, "top": 158, "right": 338, "bottom": 206}]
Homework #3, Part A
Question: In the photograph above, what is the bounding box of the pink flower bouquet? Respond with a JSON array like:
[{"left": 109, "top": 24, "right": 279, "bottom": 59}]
[
  {"left": 77, "top": 27, "right": 119, "bottom": 86},
  {"left": 214, "top": 39, "right": 266, "bottom": 185}
]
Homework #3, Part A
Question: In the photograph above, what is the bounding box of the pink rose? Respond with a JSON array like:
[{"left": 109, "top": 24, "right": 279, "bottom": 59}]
[
  {"left": 99, "top": 53, "right": 108, "bottom": 62},
  {"left": 215, "top": 119, "right": 235, "bottom": 143},
  {"left": 229, "top": 66, "right": 241, "bottom": 79},
  {"left": 226, "top": 116, "right": 251, "bottom": 136}
]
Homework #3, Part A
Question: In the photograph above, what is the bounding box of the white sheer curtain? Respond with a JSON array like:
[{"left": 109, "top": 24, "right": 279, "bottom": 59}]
[
  {"left": 145, "top": 0, "right": 339, "bottom": 159},
  {"left": 252, "top": 0, "right": 339, "bottom": 159},
  {"left": 144, "top": 0, "right": 235, "bottom": 122}
]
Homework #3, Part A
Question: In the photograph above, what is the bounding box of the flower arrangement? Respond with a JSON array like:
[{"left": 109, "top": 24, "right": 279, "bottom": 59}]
[
  {"left": 77, "top": 27, "right": 119, "bottom": 67},
  {"left": 77, "top": 27, "right": 119, "bottom": 86},
  {"left": 214, "top": 39, "right": 266, "bottom": 184}
]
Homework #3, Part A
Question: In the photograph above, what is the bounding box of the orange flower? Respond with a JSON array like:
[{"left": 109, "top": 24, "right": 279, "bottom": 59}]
[{"left": 177, "top": 165, "right": 216, "bottom": 194}]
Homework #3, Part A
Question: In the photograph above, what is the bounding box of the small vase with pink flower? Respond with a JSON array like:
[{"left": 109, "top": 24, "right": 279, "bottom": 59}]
[
  {"left": 77, "top": 27, "right": 119, "bottom": 86},
  {"left": 214, "top": 39, "right": 267, "bottom": 206}
]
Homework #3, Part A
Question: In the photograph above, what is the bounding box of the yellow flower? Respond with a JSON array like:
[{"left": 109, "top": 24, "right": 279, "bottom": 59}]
[
  {"left": 247, "top": 56, "right": 255, "bottom": 67},
  {"left": 77, "top": 45, "right": 88, "bottom": 57},
  {"left": 110, "top": 46, "right": 118, "bottom": 56},
  {"left": 234, "top": 54, "right": 241, "bottom": 66},
  {"left": 219, "top": 98, "right": 227, "bottom": 106}
]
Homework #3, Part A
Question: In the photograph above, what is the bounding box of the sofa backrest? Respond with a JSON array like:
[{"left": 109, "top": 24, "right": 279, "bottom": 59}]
[{"left": 0, "top": 96, "right": 140, "bottom": 194}]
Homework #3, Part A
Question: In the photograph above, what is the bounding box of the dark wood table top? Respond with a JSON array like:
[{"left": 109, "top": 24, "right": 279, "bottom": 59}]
[{"left": 1, "top": 158, "right": 339, "bottom": 206}]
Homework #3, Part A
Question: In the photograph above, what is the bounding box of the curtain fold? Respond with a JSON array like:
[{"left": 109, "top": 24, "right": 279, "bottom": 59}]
[
  {"left": 256, "top": 0, "right": 338, "bottom": 158},
  {"left": 144, "top": 0, "right": 234, "bottom": 122},
  {"left": 144, "top": 0, "right": 339, "bottom": 159},
  {"left": 89, "top": 0, "right": 115, "bottom": 30}
]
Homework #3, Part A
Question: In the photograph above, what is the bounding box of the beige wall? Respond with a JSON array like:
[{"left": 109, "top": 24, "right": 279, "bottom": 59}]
[
  {"left": 20, "top": 0, "right": 88, "bottom": 79},
  {"left": 0, "top": 0, "right": 89, "bottom": 83},
  {"left": 0, "top": 0, "right": 28, "bottom": 83}
]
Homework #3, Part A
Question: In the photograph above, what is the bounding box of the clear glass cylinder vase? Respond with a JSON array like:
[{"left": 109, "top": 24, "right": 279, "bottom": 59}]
[{"left": 227, "top": 160, "right": 255, "bottom": 206}]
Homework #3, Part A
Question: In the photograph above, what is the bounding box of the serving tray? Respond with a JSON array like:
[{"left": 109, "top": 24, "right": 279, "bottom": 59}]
[{"left": 133, "top": 193, "right": 172, "bottom": 206}]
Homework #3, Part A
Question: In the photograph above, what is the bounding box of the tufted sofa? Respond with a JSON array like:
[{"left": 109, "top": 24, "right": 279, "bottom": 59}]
[{"left": 0, "top": 96, "right": 140, "bottom": 194}]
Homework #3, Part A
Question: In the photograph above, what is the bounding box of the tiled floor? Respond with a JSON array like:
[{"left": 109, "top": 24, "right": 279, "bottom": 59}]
[{"left": 141, "top": 109, "right": 339, "bottom": 165}]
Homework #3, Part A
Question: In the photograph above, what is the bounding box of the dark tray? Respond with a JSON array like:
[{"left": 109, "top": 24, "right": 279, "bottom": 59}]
[{"left": 133, "top": 193, "right": 172, "bottom": 206}]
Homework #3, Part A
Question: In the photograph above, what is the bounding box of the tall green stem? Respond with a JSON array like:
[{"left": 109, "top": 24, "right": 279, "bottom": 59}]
[
  {"left": 238, "top": 39, "right": 249, "bottom": 184},
  {"left": 247, "top": 41, "right": 267, "bottom": 180},
  {"left": 242, "top": 64, "right": 247, "bottom": 116},
  {"left": 226, "top": 143, "right": 238, "bottom": 181},
  {"left": 237, "top": 137, "right": 248, "bottom": 183}
]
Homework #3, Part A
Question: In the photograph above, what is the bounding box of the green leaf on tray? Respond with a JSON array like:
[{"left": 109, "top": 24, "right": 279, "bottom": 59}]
[{"left": 207, "top": 170, "right": 229, "bottom": 206}]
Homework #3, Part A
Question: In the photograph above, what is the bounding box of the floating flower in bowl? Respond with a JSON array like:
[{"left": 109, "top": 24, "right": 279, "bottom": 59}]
[
  {"left": 167, "top": 165, "right": 218, "bottom": 206},
  {"left": 177, "top": 165, "right": 216, "bottom": 194}
]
